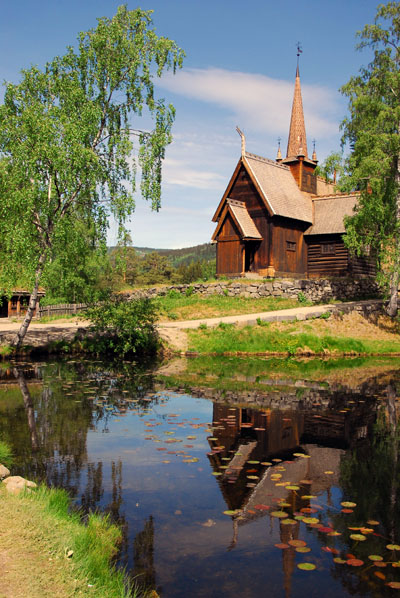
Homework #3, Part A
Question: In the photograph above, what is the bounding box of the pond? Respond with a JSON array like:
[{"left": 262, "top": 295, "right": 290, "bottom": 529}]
[{"left": 2, "top": 355, "right": 400, "bottom": 597}]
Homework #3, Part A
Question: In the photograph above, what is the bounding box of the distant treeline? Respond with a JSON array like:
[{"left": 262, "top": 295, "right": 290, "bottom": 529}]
[
  {"left": 124, "top": 243, "right": 216, "bottom": 267},
  {"left": 42, "top": 243, "right": 217, "bottom": 305}
]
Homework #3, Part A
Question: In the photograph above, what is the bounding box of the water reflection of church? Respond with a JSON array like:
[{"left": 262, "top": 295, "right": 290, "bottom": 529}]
[{"left": 207, "top": 400, "right": 377, "bottom": 598}]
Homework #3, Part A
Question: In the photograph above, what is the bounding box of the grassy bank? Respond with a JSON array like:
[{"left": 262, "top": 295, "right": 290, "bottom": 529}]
[
  {"left": 187, "top": 314, "right": 400, "bottom": 356},
  {"left": 155, "top": 293, "right": 309, "bottom": 321},
  {"left": 0, "top": 483, "right": 140, "bottom": 598}
]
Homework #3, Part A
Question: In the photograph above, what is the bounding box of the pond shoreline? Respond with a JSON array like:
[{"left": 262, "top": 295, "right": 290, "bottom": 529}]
[{"left": 0, "top": 298, "right": 398, "bottom": 359}]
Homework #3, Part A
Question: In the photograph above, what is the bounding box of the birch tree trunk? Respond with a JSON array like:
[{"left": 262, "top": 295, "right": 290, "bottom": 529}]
[
  {"left": 13, "top": 367, "right": 39, "bottom": 451},
  {"left": 387, "top": 152, "right": 400, "bottom": 317},
  {"left": 12, "top": 251, "right": 47, "bottom": 349}
]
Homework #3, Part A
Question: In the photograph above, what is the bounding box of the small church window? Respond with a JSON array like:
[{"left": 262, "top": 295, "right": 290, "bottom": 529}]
[
  {"left": 286, "top": 241, "right": 296, "bottom": 252},
  {"left": 321, "top": 243, "right": 336, "bottom": 255}
]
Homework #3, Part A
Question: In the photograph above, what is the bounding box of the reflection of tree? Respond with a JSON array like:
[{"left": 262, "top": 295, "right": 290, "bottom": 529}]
[
  {"left": 13, "top": 367, "right": 39, "bottom": 451},
  {"left": 132, "top": 516, "right": 159, "bottom": 595},
  {"left": 326, "top": 381, "right": 400, "bottom": 597},
  {"left": 81, "top": 462, "right": 104, "bottom": 512}
]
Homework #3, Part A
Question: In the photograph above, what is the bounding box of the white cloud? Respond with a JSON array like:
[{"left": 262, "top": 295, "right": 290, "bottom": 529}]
[
  {"left": 163, "top": 157, "right": 225, "bottom": 190},
  {"left": 159, "top": 67, "right": 340, "bottom": 140}
]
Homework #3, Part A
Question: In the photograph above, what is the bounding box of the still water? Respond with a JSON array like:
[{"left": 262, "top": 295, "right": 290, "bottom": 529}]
[{"left": 2, "top": 356, "right": 400, "bottom": 597}]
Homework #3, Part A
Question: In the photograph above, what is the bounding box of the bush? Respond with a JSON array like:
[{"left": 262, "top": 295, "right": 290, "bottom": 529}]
[{"left": 85, "top": 297, "right": 159, "bottom": 357}]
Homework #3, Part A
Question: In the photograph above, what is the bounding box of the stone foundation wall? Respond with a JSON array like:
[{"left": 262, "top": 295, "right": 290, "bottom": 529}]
[{"left": 125, "top": 277, "right": 380, "bottom": 303}]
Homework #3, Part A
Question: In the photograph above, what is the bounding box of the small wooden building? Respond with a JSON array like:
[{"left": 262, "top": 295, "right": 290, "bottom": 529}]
[
  {"left": 0, "top": 290, "right": 45, "bottom": 318},
  {"left": 212, "top": 65, "right": 374, "bottom": 279}
]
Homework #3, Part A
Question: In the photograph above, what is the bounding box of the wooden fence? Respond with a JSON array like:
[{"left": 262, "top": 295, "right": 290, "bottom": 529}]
[{"left": 38, "top": 303, "right": 88, "bottom": 318}]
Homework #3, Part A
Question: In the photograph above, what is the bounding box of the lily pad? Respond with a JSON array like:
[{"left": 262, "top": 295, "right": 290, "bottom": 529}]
[
  {"left": 387, "top": 544, "right": 400, "bottom": 551},
  {"left": 341, "top": 501, "right": 357, "bottom": 508},
  {"left": 289, "top": 539, "right": 307, "bottom": 547},
  {"left": 302, "top": 517, "right": 319, "bottom": 525},
  {"left": 270, "top": 511, "right": 289, "bottom": 519},
  {"left": 347, "top": 558, "right": 364, "bottom": 566},
  {"left": 297, "top": 563, "right": 316, "bottom": 571},
  {"left": 350, "top": 534, "right": 367, "bottom": 542}
]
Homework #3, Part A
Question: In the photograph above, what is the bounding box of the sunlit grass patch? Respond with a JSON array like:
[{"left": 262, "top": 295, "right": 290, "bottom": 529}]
[
  {"left": 155, "top": 293, "right": 309, "bottom": 321},
  {"left": 187, "top": 324, "right": 400, "bottom": 356}
]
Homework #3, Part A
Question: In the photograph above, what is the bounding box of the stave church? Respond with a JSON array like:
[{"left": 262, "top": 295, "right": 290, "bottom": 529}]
[{"left": 211, "top": 63, "right": 374, "bottom": 279}]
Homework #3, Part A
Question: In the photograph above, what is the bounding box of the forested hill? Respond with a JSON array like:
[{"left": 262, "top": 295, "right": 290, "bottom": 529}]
[{"left": 131, "top": 243, "right": 215, "bottom": 267}]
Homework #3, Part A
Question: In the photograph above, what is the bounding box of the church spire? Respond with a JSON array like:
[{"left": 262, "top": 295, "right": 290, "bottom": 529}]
[{"left": 286, "top": 44, "right": 308, "bottom": 159}]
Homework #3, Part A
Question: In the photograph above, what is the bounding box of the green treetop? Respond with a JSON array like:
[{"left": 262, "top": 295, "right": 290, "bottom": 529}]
[
  {"left": 341, "top": 2, "right": 400, "bottom": 315},
  {"left": 0, "top": 5, "right": 184, "bottom": 346}
]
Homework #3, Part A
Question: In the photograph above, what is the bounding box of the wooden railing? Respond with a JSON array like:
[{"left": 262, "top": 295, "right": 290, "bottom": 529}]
[{"left": 38, "top": 303, "right": 88, "bottom": 318}]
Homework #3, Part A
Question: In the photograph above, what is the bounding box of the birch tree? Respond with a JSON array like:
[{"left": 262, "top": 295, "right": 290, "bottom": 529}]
[
  {"left": 341, "top": 3, "right": 400, "bottom": 316},
  {"left": 0, "top": 6, "right": 184, "bottom": 346}
]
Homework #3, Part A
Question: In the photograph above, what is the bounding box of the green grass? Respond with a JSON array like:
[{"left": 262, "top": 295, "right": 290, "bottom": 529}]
[
  {"left": 155, "top": 293, "right": 310, "bottom": 321},
  {"left": 187, "top": 324, "right": 400, "bottom": 355},
  {"left": 38, "top": 313, "right": 80, "bottom": 324},
  {"left": 0, "top": 484, "right": 144, "bottom": 597},
  {"left": 0, "top": 344, "right": 13, "bottom": 357},
  {"left": 0, "top": 438, "right": 12, "bottom": 466}
]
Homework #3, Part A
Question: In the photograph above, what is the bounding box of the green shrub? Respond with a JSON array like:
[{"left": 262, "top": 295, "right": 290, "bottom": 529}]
[
  {"left": 167, "top": 289, "right": 181, "bottom": 299},
  {"left": 85, "top": 297, "right": 159, "bottom": 357},
  {"left": 319, "top": 311, "right": 331, "bottom": 319},
  {"left": 0, "top": 439, "right": 12, "bottom": 467},
  {"left": 297, "top": 292, "right": 308, "bottom": 305}
]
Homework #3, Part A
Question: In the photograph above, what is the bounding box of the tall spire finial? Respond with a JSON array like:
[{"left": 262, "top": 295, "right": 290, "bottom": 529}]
[
  {"left": 312, "top": 138, "right": 317, "bottom": 162},
  {"left": 276, "top": 137, "right": 282, "bottom": 161},
  {"left": 286, "top": 44, "right": 308, "bottom": 159}
]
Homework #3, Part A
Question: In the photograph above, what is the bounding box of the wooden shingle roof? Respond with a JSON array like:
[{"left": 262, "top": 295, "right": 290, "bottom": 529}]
[
  {"left": 244, "top": 152, "right": 313, "bottom": 223},
  {"left": 305, "top": 194, "right": 358, "bottom": 235},
  {"left": 212, "top": 199, "right": 262, "bottom": 241}
]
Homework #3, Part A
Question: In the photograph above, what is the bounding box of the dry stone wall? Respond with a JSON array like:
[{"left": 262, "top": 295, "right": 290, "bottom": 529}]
[{"left": 125, "top": 277, "right": 380, "bottom": 303}]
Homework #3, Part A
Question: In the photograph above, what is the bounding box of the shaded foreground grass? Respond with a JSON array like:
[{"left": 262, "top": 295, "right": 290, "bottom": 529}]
[
  {"left": 155, "top": 293, "right": 308, "bottom": 321},
  {"left": 187, "top": 321, "right": 400, "bottom": 355},
  {"left": 0, "top": 485, "right": 137, "bottom": 598}
]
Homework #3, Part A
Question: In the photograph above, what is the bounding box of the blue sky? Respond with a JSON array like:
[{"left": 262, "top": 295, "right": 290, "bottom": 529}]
[{"left": 0, "top": 0, "right": 381, "bottom": 248}]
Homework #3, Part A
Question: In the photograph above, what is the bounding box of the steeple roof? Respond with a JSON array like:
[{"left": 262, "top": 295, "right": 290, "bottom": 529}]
[{"left": 286, "top": 64, "right": 308, "bottom": 159}]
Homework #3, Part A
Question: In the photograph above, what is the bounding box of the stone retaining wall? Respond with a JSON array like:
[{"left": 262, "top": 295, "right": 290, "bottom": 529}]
[{"left": 124, "top": 277, "right": 380, "bottom": 303}]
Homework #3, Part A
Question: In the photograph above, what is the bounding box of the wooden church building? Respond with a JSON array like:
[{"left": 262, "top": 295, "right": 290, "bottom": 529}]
[{"left": 211, "top": 65, "right": 374, "bottom": 279}]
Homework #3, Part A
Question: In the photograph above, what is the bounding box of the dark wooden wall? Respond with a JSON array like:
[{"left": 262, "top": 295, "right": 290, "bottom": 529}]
[
  {"left": 215, "top": 211, "right": 243, "bottom": 275},
  {"left": 271, "top": 216, "right": 308, "bottom": 276},
  {"left": 349, "top": 254, "right": 377, "bottom": 277},
  {"left": 306, "top": 235, "right": 349, "bottom": 277},
  {"left": 306, "top": 235, "right": 377, "bottom": 278},
  {"left": 286, "top": 160, "right": 317, "bottom": 194},
  {"left": 216, "top": 240, "right": 243, "bottom": 275}
]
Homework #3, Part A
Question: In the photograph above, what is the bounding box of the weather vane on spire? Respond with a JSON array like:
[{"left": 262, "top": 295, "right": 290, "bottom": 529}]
[
  {"left": 296, "top": 42, "right": 302, "bottom": 68},
  {"left": 297, "top": 42, "right": 302, "bottom": 57}
]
